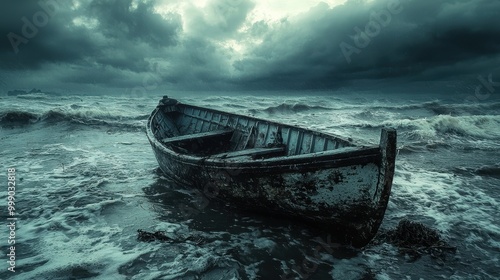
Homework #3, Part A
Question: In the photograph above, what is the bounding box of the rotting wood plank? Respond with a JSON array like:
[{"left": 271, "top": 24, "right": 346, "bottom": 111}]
[
  {"left": 162, "top": 129, "right": 234, "bottom": 144},
  {"left": 212, "top": 146, "right": 286, "bottom": 159}
]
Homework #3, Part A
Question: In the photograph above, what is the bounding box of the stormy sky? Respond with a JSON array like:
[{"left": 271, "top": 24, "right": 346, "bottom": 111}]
[{"left": 1, "top": 0, "right": 499, "bottom": 94}]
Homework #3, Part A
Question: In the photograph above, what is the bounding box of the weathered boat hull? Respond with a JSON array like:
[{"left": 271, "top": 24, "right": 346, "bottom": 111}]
[{"left": 146, "top": 97, "right": 396, "bottom": 247}]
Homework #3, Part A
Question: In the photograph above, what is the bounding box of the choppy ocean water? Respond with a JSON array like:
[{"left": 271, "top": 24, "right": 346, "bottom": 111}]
[{"left": 1, "top": 91, "right": 499, "bottom": 279}]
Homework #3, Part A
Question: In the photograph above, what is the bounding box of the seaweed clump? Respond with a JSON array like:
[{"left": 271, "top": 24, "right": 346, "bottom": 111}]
[
  {"left": 137, "top": 229, "right": 205, "bottom": 244},
  {"left": 374, "top": 219, "right": 456, "bottom": 261},
  {"left": 137, "top": 229, "right": 171, "bottom": 242},
  {"left": 390, "top": 219, "right": 442, "bottom": 247}
]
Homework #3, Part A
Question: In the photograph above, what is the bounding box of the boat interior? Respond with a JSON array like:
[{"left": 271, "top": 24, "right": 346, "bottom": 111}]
[{"left": 152, "top": 105, "right": 355, "bottom": 160}]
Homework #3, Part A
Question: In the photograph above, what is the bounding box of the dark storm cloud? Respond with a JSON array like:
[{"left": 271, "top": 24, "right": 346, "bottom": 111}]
[
  {"left": 233, "top": 0, "right": 500, "bottom": 89},
  {"left": 0, "top": 0, "right": 181, "bottom": 75},
  {"left": 88, "top": 0, "right": 180, "bottom": 48},
  {"left": 1, "top": 0, "right": 499, "bottom": 93},
  {"left": 0, "top": 1, "right": 93, "bottom": 69}
]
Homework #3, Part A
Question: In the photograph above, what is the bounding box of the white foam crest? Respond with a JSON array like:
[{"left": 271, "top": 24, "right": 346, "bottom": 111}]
[
  {"left": 153, "top": 221, "right": 186, "bottom": 233},
  {"left": 244, "top": 261, "right": 263, "bottom": 280},
  {"left": 51, "top": 104, "right": 145, "bottom": 121},
  {"left": 130, "top": 244, "right": 239, "bottom": 279},
  {"left": 330, "top": 259, "right": 370, "bottom": 280},
  {"left": 390, "top": 160, "right": 500, "bottom": 235},
  {"left": 17, "top": 224, "right": 146, "bottom": 279},
  {"left": 252, "top": 237, "right": 277, "bottom": 252},
  {"left": 384, "top": 115, "right": 500, "bottom": 140},
  {"left": 12, "top": 178, "right": 148, "bottom": 278},
  {"left": 3, "top": 95, "right": 151, "bottom": 125},
  {"left": 45, "top": 142, "right": 151, "bottom": 183}
]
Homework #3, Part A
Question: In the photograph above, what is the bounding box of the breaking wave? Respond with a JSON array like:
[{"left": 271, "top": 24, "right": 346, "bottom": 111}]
[
  {"left": 452, "top": 164, "right": 500, "bottom": 179},
  {"left": 347, "top": 101, "right": 500, "bottom": 116},
  {"left": 391, "top": 115, "right": 500, "bottom": 140},
  {"left": 13, "top": 93, "right": 52, "bottom": 100},
  {"left": 396, "top": 101, "right": 500, "bottom": 116},
  {"left": 398, "top": 141, "right": 453, "bottom": 154},
  {"left": 249, "top": 103, "right": 331, "bottom": 114},
  {"left": 0, "top": 107, "right": 148, "bottom": 130},
  {"left": 247, "top": 100, "right": 500, "bottom": 118},
  {"left": 0, "top": 111, "right": 39, "bottom": 124},
  {"left": 475, "top": 164, "right": 500, "bottom": 178},
  {"left": 355, "top": 115, "right": 500, "bottom": 140}
]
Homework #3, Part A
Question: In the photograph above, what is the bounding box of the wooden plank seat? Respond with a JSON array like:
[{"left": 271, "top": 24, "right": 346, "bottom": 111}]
[
  {"left": 213, "top": 146, "right": 286, "bottom": 160},
  {"left": 162, "top": 129, "right": 234, "bottom": 144},
  {"left": 162, "top": 129, "right": 235, "bottom": 155}
]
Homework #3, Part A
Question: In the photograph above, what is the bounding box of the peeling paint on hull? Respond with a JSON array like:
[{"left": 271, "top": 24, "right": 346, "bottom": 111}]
[{"left": 146, "top": 97, "right": 397, "bottom": 247}]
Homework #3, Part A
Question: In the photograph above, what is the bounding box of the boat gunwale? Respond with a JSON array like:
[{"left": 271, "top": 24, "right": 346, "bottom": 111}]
[
  {"left": 146, "top": 105, "right": 383, "bottom": 169},
  {"left": 177, "top": 103, "right": 358, "bottom": 146}
]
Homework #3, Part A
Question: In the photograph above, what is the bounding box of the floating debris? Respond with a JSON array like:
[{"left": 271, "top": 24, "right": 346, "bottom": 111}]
[
  {"left": 390, "top": 219, "right": 442, "bottom": 247},
  {"left": 137, "top": 230, "right": 171, "bottom": 242},
  {"left": 373, "top": 219, "right": 456, "bottom": 261},
  {"left": 137, "top": 229, "right": 205, "bottom": 245}
]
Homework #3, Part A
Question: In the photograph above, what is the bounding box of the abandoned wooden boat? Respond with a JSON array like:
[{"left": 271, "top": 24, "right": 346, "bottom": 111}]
[{"left": 146, "top": 96, "right": 397, "bottom": 247}]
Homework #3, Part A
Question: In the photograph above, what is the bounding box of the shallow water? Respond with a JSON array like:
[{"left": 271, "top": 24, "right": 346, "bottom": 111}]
[{"left": 1, "top": 91, "right": 499, "bottom": 279}]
